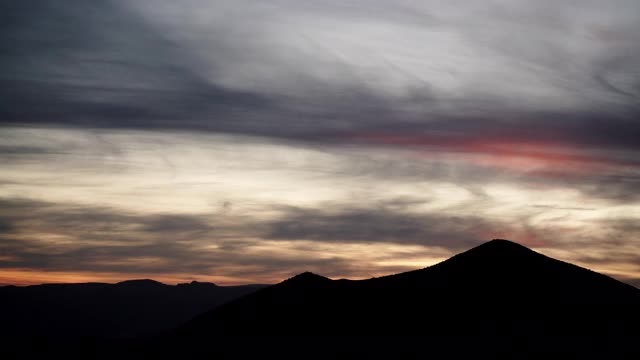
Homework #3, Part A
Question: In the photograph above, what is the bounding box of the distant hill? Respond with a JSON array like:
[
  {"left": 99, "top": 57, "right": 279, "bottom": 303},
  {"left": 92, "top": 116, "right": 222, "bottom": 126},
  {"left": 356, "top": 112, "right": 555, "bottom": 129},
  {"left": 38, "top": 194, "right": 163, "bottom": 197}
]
[
  {"left": 168, "top": 239, "right": 640, "bottom": 355},
  {"left": 0, "top": 279, "right": 267, "bottom": 338},
  {"left": 4, "top": 239, "right": 639, "bottom": 357}
]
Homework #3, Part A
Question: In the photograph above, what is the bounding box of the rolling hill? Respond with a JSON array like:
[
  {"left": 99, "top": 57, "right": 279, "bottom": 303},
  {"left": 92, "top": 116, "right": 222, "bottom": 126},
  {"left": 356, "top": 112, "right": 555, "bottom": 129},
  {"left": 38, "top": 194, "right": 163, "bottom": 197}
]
[
  {"left": 0, "top": 279, "right": 266, "bottom": 338},
  {"left": 167, "top": 239, "right": 640, "bottom": 356}
]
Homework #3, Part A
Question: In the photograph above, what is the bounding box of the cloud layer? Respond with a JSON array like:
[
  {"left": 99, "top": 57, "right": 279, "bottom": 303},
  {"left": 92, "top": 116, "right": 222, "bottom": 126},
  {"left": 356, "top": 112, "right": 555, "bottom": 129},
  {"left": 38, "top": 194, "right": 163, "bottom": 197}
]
[
  {"left": 2, "top": 1, "right": 639, "bottom": 140},
  {"left": 1, "top": 1, "right": 639, "bottom": 285},
  {"left": 1, "top": 129, "right": 639, "bottom": 285}
]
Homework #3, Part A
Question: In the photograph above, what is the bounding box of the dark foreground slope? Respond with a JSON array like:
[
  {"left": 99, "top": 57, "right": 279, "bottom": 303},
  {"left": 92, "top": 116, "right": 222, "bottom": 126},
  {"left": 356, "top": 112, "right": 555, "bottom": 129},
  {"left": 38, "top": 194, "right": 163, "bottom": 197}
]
[
  {"left": 167, "top": 240, "right": 640, "bottom": 356},
  {"left": 0, "top": 279, "right": 266, "bottom": 338}
]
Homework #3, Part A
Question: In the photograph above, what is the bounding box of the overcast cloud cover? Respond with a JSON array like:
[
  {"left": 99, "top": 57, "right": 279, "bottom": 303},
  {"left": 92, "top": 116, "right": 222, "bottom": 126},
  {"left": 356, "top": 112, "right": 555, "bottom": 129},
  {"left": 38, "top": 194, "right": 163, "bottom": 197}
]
[{"left": 1, "top": 0, "right": 639, "bottom": 285}]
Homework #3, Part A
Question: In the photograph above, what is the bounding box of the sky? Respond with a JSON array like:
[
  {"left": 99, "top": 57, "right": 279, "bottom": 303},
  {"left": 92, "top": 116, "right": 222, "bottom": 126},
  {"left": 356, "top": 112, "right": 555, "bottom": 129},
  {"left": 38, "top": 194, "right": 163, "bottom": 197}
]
[{"left": 1, "top": 0, "right": 639, "bottom": 286}]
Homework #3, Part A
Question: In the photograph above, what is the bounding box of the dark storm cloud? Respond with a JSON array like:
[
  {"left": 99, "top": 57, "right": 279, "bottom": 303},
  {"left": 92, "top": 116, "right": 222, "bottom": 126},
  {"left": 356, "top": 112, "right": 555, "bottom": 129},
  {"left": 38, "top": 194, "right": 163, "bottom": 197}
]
[
  {"left": 0, "top": 0, "right": 396, "bottom": 140},
  {"left": 2, "top": 0, "right": 639, "bottom": 152},
  {"left": 343, "top": 109, "right": 640, "bottom": 154},
  {"left": 0, "top": 0, "right": 273, "bottom": 131}
]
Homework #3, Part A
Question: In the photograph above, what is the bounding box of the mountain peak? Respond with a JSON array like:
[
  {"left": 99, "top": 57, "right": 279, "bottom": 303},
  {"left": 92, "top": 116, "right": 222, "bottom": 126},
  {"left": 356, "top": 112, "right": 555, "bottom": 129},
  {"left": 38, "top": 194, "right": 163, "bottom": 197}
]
[
  {"left": 431, "top": 238, "right": 546, "bottom": 273},
  {"left": 173, "top": 238, "right": 640, "bottom": 353},
  {"left": 177, "top": 281, "right": 219, "bottom": 288},
  {"left": 465, "top": 239, "right": 536, "bottom": 255},
  {"left": 481, "top": 238, "right": 530, "bottom": 249},
  {"left": 285, "top": 271, "right": 330, "bottom": 284},
  {"left": 115, "top": 279, "right": 166, "bottom": 287},
  {"left": 487, "top": 238, "right": 518, "bottom": 244}
]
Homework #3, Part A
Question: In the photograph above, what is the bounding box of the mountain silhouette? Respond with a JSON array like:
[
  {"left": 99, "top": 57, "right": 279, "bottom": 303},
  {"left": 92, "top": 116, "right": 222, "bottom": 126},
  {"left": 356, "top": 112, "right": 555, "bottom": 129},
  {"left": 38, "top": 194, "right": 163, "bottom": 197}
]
[
  {"left": 4, "top": 239, "right": 639, "bottom": 357},
  {"left": 166, "top": 239, "right": 639, "bottom": 356},
  {"left": 0, "top": 279, "right": 267, "bottom": 339}
]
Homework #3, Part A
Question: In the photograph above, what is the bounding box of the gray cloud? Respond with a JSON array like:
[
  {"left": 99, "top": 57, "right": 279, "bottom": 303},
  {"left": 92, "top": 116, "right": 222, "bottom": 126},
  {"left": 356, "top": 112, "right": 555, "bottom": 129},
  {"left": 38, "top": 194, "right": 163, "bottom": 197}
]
[
  {"left": 0, "top": 0, "right": 273, "bottom": 131},
  {"left": 0, "top": 197, "right": 482, "bottom": 275},
  {"left": 0, "top": 198, "right": 307, "bottom": 279},
  {"left": 0, "top": 198, "right": 529, "bottom": 261},
  {"left": 1, "top": 196, "right": 638, "bottom": 283},
  {"left": 622, "top": 278, "right": 640, "bottom": 289},
  {"left": 1, "top": 1, "right": 640, "bottom": 285},
  {"left": 266, "top": 205, "right": 488, "bottom": 249},
  {"left": 141, "top": 215, "right": 212, "bottom": 234},
  {"left": 1, "top": 0, "right": 639, "bottom": 152}
]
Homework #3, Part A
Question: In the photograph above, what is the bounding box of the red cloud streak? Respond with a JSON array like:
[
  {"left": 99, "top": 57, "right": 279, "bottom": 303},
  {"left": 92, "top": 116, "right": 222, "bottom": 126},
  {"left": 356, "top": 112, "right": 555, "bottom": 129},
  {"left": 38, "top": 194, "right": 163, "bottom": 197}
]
[{"left": 345, "top": 132, "right": 639, "bottom": 175}]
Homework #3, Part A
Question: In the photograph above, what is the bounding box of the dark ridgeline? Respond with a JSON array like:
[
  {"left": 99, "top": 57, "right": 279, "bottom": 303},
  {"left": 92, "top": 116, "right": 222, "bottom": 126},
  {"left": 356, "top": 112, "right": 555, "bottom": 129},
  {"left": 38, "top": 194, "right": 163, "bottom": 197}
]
[
  {"left": 165, "top": 239, "right": 640, "bottom": 356},
  {"left": 4, "top": 239, "right": 640, "bottom": 357},
  {"left": 0, "top": 279, "right": 267, "bottom": 338}
]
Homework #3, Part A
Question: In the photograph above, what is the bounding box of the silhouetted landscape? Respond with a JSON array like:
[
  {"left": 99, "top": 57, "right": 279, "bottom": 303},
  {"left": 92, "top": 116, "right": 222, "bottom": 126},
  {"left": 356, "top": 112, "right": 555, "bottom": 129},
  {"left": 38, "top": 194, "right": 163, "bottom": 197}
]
[
  {"left": 4, "top": 1, "right": 640, "bottom": 357},
  {"left": 0, "top": 279, "right": 266, "bottom": 338},
  {"left": 4, "top": 240, "right": 639, "bottom": 357}
]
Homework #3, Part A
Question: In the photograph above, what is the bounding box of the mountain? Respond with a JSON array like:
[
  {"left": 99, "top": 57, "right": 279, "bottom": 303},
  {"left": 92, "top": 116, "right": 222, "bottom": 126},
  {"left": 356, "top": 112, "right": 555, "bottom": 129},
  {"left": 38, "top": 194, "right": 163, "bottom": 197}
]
[
  {"left": 4, "top": 240, "right": 639, "bottom": 357},
  {"left": 167, "top": 239, "right": 640, "bottom": 356},
  {"left": 0, "top": 279, "right": 267, "bottom": 338}
]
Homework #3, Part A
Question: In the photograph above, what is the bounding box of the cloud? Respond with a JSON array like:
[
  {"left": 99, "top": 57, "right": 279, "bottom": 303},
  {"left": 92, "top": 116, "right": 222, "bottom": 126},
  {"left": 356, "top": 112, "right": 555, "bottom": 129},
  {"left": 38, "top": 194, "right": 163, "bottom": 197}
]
[
  {"left": 0, "top": 0, "right": 273, "bottom": 132},
  {"left": 1, "top": 195, "right": 639, "bottom": 284},
  {"left": 1, "top": 125, "right": 639, "bottom": 214},
  {"left": 1, "top": 1, "right": 639, "bottom": 286},
  {"left": 266, "top": 205, "right": 489, "bottom": 249},
  {"left": 0, "top": 197, "right": 489, "bottom": 277},
  {"left": 1, "top": 1, "right": 638, "bottom": 216},
  {"left": 0, "top": 198, "right": 423, "bottom": 282},
  {"left": 1, "top": 0, "right": 639, "bottom": 151},
  {"left": 622, "top": 278, "right": 640, "bottom": 289},
  {"left": 0, "top": 198, "right": 289, "bottom": 282}
]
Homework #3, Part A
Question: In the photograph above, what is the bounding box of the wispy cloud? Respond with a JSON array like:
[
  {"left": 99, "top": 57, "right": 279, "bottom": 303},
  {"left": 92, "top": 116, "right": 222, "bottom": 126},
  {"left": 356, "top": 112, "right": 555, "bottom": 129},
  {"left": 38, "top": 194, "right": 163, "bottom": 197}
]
[
  {"left": 1, "top": 195, "right": 638, "bottom": 285},
  {"left": 1, "top": 1, "right": 639, "bottom": 286},
  {"left": 2, "top": 1, "right": 639, "bottom": 142}
]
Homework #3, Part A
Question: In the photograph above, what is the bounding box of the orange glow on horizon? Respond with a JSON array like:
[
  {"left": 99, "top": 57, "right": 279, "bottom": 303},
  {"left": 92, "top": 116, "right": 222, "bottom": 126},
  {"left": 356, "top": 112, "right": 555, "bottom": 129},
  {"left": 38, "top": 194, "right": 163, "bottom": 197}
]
[{"left": 0, "top": 268, "right": 272, "bottom": 287}]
